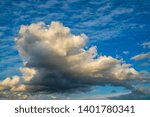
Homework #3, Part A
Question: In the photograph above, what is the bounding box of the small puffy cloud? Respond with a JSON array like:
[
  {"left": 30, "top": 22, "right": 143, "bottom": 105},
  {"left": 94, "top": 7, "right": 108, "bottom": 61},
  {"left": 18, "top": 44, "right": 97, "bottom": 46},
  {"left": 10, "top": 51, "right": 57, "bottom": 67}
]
[
  {"left": 0, "top": 76, "right": 19, "bottom": 86},
  {"left": 142, "top": 42, "right": 150, "bottom": 49},
  {"left": 14, "top": 21, "right": 142, "bottom": 92},
  {"left": 20, "top": 67, "right": 37, "bottom": 82},
  {"left": 0, "top": 76, "right": 19, "bottom": 90},
  {"left": 0, "top": 76, "right": 26, "bottom": 92},
  {"left": 131, "top": 52, "right": 150, "bottom": 61},
  {"left": 123, "top": 51, "right": 129, "bottom": 55}
]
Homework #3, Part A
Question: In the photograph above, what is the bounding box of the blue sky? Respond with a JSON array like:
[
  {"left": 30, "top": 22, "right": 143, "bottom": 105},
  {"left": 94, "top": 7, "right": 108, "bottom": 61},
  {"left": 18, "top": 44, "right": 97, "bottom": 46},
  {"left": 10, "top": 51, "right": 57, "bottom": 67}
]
[{"left": 0, "top": 0, "right": 150, "bottom": 99}]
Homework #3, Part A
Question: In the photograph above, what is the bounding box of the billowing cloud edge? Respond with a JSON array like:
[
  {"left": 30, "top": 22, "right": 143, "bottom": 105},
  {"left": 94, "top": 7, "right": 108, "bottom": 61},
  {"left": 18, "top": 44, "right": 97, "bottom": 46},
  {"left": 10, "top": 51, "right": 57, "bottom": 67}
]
[{"left": 0, "top": 21, "right": 149, "bottom": 99}]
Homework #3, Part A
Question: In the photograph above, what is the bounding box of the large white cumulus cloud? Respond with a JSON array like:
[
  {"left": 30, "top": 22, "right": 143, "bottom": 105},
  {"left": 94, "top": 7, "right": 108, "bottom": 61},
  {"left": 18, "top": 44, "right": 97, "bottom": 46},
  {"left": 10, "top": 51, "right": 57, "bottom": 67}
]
[{"left": 12, "top": 21, "right": 142, "bottom": 92}]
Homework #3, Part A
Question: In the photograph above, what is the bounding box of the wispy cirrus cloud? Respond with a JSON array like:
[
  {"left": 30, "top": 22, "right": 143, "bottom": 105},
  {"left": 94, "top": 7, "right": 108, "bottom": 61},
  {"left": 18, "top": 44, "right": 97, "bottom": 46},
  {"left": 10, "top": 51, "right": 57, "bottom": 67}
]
[
  {"left": 131, "top": 41, "right": 150, "bottom": 67},
  {"left": 131, "top": 52, "right": 150, "bottom": 61}
]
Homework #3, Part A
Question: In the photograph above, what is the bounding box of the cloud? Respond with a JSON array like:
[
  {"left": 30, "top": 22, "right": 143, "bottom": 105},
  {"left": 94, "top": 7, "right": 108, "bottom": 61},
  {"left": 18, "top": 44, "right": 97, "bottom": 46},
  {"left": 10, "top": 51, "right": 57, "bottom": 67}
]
[
  {"left": 123, "top": 51, "right": 129, "bottom": 55},
  {"left": 0, "top": 76, "right": 19, "bottom": 89},
  {"left": 111, "top": 86, "right": 150, "bottom": 100},
  {"left": 79, "top": 92, "right": 131, "bottom": 100},
  {"left": 131, "top": 52, "right": 150, "bottom": 61},
  {"left": 0, "top": 91, "right": 28, "bottom": 100},
  {"left": 13, "top": 21, "right": 143, "bottom": 92},
  {"left": 20, "top": 67, "right": 37, "bottom": 82},
  {"left": 142, "top": 42, "right": 150, "bottom": 49},
  {"left": 131, "top": 42, "right": 150, "bottom": 66},
  {"left": 139, "top": 61, "right": 150, "bottom": 67},
  {"left": 0, "top": 76, "right": 26, "bottom": 91},
  {"left": 74, "top": 6, "right": 134, "bottom": 40}
]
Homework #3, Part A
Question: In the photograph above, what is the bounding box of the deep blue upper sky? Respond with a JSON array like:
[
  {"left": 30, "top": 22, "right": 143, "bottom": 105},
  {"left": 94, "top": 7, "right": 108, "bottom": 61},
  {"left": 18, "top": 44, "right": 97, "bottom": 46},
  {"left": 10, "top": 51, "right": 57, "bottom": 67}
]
[{"left": 0, "top": 0, "right": 150, "bottom": 81}]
